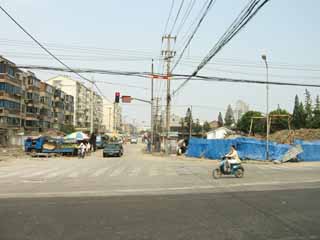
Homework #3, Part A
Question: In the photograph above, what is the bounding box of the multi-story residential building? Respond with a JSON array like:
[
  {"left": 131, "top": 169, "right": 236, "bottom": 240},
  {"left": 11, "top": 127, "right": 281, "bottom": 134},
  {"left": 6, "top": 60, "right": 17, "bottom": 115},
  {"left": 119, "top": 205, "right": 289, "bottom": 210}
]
[
  {"left": 25, "top": 71, "right": 41, "bottom": 131},
  {"left": 0, "top": 56, "right": 23, "bottom": 145},
  {"left": 53, "top": 88, "right": 65, "bottom": 130},
  {"left": 0, "top": 56, "right": 75, "bottom": 145},
  {"left": 47, "top": 75, "right": 104, "bottom": 132},
  {"left": 39, "top": 82, "right": 54, "bottom": 131},
  {"left": 64, "top": 94, "right": 74, "bottom": 127}
]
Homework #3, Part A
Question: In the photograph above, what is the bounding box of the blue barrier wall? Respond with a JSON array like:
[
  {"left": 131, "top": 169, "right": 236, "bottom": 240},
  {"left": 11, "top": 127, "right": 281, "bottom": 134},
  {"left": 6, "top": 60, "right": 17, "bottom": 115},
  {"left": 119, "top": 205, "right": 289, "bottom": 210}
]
[
  {"left": 294, "top": 140, "right": 320, "bottom": 162},
  {"left": 186, "top": 137, "right": 292, "bottom": 161}
]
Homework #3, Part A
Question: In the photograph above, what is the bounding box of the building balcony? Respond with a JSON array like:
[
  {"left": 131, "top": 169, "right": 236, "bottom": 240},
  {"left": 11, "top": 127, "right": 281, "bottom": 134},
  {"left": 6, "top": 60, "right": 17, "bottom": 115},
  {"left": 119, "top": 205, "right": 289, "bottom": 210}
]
[{"left": 0, "top": 73, "right": 21, "bottom": 86}]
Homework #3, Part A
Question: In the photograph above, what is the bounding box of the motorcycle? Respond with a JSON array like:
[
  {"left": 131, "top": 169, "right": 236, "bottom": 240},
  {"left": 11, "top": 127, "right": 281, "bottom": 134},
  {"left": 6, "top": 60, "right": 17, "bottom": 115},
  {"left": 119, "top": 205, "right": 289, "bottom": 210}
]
[
  {"left": 212, "top": 157, "right": 244, "bottom": 179},
  {"left": 78, "top": 147, "right": 86, "bottom": 158}
]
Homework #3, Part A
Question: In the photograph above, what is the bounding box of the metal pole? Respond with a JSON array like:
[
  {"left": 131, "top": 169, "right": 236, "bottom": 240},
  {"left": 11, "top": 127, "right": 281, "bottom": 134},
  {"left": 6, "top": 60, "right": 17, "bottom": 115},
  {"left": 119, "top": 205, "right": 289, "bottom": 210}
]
[
  {"left": 113, "top": 102, "right": 116, "bottom": 133},
  {"left": 90, "top": 78, "right": 94, "bottom": 134},
  {"left": 262, "top": 54, "right": 269, "bottom": 160},
  {"left": 189, "top": 106, "right": 192, "bottom": 140},
  {"left": 151, "top": 59, "right": 154, "bottom": 150}
]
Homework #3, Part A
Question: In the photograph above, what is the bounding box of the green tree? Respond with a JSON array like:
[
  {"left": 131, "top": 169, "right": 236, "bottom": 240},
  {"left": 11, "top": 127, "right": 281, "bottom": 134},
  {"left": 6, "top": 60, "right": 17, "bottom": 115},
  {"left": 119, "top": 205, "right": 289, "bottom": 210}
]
[
  {"left": 305, "top": 89, "right": 313, "bottom": 127},
  {"left": 311, "top": 95, "right": 320, "bottom": 128},
  {"left": 192, "top": 119, "right": 202, "bottom": 134},
  {"left": 224, "top": 105, "right": 235, "bottom": 127},
  {"left": 202, "top": 121, "right": 211, "bottom": 132},
  {"left": 237, "top": 111, "right": 265, "bottom": 134},
  {"left": 218, "top": 112, "right": 224, "bottom": 127},
  {"left": 184, "top": 107, "right": 193, "bottom": 134},
  {"left": 269, "top": 108, "right": 290, "bottom": 133},
  {"left": 292, "top": 95, "right": 306, "bottom": 129}
]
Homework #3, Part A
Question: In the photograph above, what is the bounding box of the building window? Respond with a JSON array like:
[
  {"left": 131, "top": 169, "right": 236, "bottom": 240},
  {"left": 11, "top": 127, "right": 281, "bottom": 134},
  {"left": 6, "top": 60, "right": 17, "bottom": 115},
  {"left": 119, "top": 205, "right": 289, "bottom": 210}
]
[
  {"left": 0, "top": 100, "right": 20, "bottom": 110},
  {"left": 8, "top": 66, "right": 15, "bottom": 77},
  {"left": 0, "top": 63, "right": 4, "bottom": 73},
  {"left": 0, "top": 82, "right": 21, "bottom": 95}
]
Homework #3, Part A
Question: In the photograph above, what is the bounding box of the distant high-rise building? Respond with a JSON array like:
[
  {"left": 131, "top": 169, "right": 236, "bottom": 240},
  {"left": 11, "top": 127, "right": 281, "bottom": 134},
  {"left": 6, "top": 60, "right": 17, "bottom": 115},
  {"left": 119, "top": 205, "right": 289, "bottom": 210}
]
[{"left": 234, "top": 100, "right": 249, "bottom": 122}]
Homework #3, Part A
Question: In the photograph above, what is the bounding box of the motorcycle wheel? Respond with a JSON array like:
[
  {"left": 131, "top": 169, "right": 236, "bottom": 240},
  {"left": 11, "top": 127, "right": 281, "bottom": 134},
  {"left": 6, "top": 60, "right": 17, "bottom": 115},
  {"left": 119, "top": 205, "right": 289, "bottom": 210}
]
[
  {"left": 235, "top": 169, "right": 244, "bottom": 178},
  {"left": 213, "top": 168, "right": 222, "bottom": 179}
]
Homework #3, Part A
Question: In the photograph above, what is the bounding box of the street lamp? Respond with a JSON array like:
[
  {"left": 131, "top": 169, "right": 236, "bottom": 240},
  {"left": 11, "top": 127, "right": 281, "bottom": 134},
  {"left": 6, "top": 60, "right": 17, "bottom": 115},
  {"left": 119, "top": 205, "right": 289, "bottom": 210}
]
[{"left": 261, "top": 54, "right": 269, "bottom": 160}]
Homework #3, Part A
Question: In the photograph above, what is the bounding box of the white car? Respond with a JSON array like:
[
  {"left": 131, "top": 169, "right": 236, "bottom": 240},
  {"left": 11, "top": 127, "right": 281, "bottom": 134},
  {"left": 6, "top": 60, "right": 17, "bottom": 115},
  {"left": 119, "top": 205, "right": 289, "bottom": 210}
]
[{"left": 130, "top": 137, "right": 138, "bottom": 144}]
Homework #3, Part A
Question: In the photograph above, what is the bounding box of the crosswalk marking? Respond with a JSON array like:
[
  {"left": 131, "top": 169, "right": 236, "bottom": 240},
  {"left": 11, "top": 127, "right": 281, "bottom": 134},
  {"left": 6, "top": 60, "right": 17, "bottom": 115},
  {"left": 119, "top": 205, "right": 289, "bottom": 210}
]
[
  {"left": 128, "top": 167, "right": 141, "bottom": 176},
  {"left": 165, "top": 167, "right": 178, "bottom": 176},
  {"left": 45, "top": 168, "right": 75, "bottom": 179},
  {"left": 110, "top": 166, "right": 127, "bottom": 177},
  {"left": 22, "top": 168, "right": 60, "bottom": 178},
  {"left": 68, "top": 171, "right": 80, "bottom": 178},
  {"left": 91, "top": 167, "right": 112, "bottom": 177},
  {"left": 149, "top": 167, "right": 160, "bottom": 176},
  {"left": 0, "top": 167, "right": 38, "bottom": 178}
]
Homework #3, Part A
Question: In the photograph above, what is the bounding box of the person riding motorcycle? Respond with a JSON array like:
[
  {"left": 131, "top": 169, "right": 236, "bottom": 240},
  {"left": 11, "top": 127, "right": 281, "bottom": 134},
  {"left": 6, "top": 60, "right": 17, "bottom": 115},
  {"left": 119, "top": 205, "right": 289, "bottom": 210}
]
[{"left": 224, "top": 145, "right": 241, "bottom": 172}]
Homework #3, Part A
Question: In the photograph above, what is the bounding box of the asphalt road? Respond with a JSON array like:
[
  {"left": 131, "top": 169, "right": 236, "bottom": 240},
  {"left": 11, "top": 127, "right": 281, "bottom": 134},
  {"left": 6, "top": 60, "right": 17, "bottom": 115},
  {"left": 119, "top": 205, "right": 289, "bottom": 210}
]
[
  {"left": 1, "top": 144, "right": 320, "bottom": 239},
  {"left": 1, "top": 188, "right": 319, "bottom": 240},
  {"left": 0, "top": 144, "right": 319, "bottom": 197}
]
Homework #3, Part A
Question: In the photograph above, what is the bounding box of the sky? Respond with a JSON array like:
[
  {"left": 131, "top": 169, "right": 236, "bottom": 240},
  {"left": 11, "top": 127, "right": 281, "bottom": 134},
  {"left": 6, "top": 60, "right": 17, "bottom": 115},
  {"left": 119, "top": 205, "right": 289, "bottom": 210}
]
[{"left": 1, "top": 0, "right": 320, "bottom": 127}]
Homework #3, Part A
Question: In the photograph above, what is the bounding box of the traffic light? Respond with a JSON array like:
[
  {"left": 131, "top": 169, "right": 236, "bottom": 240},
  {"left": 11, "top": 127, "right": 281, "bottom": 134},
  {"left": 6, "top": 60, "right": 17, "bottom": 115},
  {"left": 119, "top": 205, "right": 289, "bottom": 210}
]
[{"left": 115, "top": 92, "right": 120, "bottom": 103}]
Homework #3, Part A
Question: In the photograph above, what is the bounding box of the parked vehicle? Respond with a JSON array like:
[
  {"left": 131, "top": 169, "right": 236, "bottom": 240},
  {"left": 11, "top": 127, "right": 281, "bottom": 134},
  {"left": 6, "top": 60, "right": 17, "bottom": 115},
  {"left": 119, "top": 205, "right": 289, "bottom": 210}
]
[
  {"left": 103, "top": 143, "right": 123, "bottom": 157},
  {"left": 213, "top": 158, "right": 244, "bottom": 179}
]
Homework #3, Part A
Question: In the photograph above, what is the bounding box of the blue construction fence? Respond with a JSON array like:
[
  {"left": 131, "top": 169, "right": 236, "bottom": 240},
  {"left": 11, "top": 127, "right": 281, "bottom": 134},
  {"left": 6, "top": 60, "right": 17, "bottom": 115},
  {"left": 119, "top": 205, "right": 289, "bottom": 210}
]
[{"left": 186, "top": 137, "right": 320, "bottom": 162}]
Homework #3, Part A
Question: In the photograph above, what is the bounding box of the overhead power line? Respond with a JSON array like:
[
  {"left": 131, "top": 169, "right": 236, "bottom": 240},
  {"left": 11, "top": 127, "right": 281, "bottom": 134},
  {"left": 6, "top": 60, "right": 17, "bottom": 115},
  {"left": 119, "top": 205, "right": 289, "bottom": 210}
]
[
  {"left": 170, "top": 0, "right": 185, "bottom": 34},
  {"left": 172, "top": 0, "right": 271, "bottom": 96},
  {"left": 16, "top": 64, "right": 320, "bottom": 88},
  {"left": 171, "top": 0, "right": 217, "bottom": 72},
  {"left": 163, "top": 0, "right": 175, "bottom": 35},
  {"left": 175, "top": 0, "right": 196, "bottom": 36}
]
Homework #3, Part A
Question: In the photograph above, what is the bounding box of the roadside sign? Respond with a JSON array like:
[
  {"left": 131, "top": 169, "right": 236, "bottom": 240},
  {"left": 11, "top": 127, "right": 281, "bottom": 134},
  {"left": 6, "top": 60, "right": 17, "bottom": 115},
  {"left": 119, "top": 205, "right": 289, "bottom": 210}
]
[{"left": 122, "top": 95, "right": 132, "bottom": 103}]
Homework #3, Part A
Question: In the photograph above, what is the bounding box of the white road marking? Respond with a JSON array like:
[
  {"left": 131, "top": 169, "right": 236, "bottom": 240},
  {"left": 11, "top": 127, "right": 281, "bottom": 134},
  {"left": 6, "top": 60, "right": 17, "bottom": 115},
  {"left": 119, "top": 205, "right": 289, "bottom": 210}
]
[
  {"left": 128, "top": 167, "right": 141, "bottom": 177},
  {"left": 165, "top": 167, "right": 178, "bottom": 176},
  {"left": 91, "top": 167, "right": 112, "bottom": 177},
  {"left": 45, "top": 168, "right": 75, "bottom": 179},
  {"left": 0, "top": 167, "right": 38, "bottom": 178},
  {"left": 149, "top": 167, "right": 160, "bottom": 176},
  {"left": 109, "top": 166, "right": 126, "bottom": 177},
  {"left": 22, "top": 168, "right": 60, "bottom": 178}
]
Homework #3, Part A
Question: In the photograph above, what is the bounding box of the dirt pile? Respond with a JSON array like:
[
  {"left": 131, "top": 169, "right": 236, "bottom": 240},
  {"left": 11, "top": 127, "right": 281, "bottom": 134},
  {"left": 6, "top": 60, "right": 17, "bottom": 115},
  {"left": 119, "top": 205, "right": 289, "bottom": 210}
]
[{"left": 269, "top": 129, "right": 320, "bottom": 144}]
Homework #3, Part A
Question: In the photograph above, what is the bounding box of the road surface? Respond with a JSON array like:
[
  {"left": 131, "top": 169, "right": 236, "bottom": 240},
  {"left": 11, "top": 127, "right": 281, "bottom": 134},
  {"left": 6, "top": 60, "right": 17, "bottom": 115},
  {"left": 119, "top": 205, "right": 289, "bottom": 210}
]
[{"left": 0, "top": 144, "right": 319, "bottom": 239}]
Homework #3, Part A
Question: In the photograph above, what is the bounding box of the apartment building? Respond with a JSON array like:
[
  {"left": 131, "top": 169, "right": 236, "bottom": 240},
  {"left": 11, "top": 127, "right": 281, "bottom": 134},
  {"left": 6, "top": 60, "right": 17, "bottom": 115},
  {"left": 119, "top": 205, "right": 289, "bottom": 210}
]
[
  {"left": 0, "top": 56, "right": 23, "bottom": 144},
  {"left": 47, "top": 75, "right": 104, "bottom": 132},
  {"left": 39, "top": 81, "right": 54, "bottom": 131},
  {"left": 0, "top": 56, "right": 75, "bottom": 145}
]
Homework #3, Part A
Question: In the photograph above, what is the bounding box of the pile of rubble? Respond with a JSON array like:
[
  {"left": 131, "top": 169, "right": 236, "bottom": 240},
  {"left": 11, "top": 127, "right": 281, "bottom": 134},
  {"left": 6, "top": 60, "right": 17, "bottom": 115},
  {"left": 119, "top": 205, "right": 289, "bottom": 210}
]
[{"left": 269, "top": 129, "right": 320, "bottom": 144}]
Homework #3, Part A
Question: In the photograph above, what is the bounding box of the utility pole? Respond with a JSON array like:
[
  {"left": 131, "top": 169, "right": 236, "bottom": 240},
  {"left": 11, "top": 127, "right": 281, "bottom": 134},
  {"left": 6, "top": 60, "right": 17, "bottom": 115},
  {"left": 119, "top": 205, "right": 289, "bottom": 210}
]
[
  {"left": 154, "top": 97, "right": 160, "bottom": 152},
  {"left": 162, "top": 34, "right": 176, "bottom": 154},
  {"left": 189, "top": 106, "right": 192, "bottom": 140},
  {"left": 151, "top": 59, "right": 154, "bottom": 150},
  {"left": 262, "top": 54, "right": 269, "bottom": 161},
  {"left": 90, "top": 78, "right": 94, "bottom": 134}
]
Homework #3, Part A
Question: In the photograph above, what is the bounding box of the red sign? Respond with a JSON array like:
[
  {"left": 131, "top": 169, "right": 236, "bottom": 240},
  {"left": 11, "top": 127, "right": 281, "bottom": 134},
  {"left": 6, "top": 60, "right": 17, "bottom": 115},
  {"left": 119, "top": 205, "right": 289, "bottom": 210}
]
[{"left": 121, "top": 95, "right": 132, "bottom": 103}]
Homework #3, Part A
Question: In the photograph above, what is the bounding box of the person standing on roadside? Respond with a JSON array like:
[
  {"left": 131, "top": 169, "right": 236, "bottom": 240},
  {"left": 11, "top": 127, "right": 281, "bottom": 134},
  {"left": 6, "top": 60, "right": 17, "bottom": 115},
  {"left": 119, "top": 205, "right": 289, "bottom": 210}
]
[{"left": 90, "top": 133, "right": 96, "bottom": 152}]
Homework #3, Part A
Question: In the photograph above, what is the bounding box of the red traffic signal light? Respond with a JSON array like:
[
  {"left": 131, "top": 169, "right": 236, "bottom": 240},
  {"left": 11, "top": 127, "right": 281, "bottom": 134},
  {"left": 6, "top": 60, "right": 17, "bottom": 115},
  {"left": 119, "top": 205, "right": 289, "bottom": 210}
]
[{"left": 115, "top": 92, "right": 120, "bottom": 103}]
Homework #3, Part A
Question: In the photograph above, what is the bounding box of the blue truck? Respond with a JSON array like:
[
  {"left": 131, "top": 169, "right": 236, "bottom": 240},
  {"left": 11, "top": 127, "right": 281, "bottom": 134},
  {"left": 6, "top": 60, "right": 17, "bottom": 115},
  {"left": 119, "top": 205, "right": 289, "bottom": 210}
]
[{"left": 24, "top": 136, "right": 77, "bottom": 155}]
